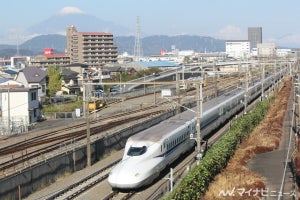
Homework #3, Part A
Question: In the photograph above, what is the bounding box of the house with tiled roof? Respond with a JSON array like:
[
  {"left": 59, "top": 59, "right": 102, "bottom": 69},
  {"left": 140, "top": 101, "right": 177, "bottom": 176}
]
[
  {"left": 15, "top": 67, "right": 47, "bottom": 101},
  {"left": 61, "top": 68, "right": 81, "bottom": 95}
]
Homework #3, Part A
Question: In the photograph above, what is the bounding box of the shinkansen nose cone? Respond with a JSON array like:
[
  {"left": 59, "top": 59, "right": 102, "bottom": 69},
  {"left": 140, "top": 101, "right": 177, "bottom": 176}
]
[{"left": 108, "top": 159, "right": 149, "bottom": 189}]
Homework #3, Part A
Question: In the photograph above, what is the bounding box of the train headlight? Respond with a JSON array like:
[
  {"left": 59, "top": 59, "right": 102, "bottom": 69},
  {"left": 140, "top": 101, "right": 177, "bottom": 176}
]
[{"left": 134, "top": 173, "right": 140, "bottom": 177}]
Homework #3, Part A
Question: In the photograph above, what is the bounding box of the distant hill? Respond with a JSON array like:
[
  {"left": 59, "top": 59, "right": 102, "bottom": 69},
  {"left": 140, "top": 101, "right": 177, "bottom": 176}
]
[
  {"left": 115, "top": 35, "right": 225, "bottom": 55},
  {"left": 0, "top": 44, "right": 35, "bottom": 58},
  {"left": 0, "top": 34, "right": 226, "bottom": 59},
  {"left": 20, "top": 34, "right": 66, "bottom": 54}
]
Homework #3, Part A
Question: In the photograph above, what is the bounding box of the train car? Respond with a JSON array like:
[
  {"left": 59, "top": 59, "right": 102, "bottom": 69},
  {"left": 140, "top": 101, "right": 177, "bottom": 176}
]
[
  {"left": 108, "top": 70, "right": 285, "bottom": 189},
  {"left": 88, "top": 99, "right": 106, "bottom": 111}
]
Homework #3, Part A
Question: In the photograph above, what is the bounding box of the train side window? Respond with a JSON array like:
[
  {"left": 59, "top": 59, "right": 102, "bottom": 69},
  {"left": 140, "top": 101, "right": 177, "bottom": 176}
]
[{"left": 219, "top": 107, "right": 223, "bottom": 115}]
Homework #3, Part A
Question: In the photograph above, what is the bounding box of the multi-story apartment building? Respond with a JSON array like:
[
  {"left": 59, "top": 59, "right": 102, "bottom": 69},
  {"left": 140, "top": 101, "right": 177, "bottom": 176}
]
[
  {"left": 30, "top": 48, "right": 71, "bottom": 67},
  {"left": 248, "top": 27, "right": 262, "bottom": 50},
  {"left": 66, "top": 26, "right": 118, "bottom": 66}
]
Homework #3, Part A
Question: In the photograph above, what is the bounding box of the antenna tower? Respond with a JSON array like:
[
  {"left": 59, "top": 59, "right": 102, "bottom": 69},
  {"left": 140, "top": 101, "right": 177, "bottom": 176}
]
[{"left": 134, "top": 16, "right": 142, "bottom": 61}]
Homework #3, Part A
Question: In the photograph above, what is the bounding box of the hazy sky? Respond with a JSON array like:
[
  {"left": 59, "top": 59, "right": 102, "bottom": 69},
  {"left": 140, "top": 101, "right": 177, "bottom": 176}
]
[{"left": 2, "top": 0, "right": 300, "bottom": 47}]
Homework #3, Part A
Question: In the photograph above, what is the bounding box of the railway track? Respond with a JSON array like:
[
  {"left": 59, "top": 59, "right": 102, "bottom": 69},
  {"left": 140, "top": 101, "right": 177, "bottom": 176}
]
[
  {"left": 71, "top": 80, "right": 261, "bottom": 200},
  {"left": 0, "top": 104, "right": 171, "bottom": 177},
  {"left": 45, "top": 159, "right": 121, "bottom": 200},
  {"left": 55, "top": 115, "right": 230, "bottom": 200},
  {"left": 2, "top": 74, "right": 246, "bottom": 198},
  {"left": 0, "top": 73, "right": 239, "bottom": 176}
]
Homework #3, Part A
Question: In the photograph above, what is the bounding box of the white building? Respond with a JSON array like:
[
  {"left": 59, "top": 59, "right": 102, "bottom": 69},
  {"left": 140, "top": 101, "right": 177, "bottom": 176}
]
[
  {"left": 10, "top": 56, "right": 30, "bottom": 69},
  {"left": 0, "top": 81, "right": 40, "bottom": 134},
  {"left": 226, "top": 40, "right": 250, "bottom": 59},
  {"left": 276, "top": 48, "right": 291, "bottom": 58},
  {"left": 257, "top": 43, "right": 276, "bottom": 58}
]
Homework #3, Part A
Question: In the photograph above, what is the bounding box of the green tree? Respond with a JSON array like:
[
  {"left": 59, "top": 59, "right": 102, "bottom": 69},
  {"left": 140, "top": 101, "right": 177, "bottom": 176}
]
[
  {"left": 46, "top": 66, "right": 62, "bottom": 101},
  {"left": 183, "top": 56, "right": 191, "bottom": 63}
]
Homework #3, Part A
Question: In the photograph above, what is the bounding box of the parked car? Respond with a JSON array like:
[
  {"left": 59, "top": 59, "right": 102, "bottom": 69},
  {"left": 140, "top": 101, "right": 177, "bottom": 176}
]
[
  {"left": 110, "top": 85, "right": 121, "bottom": 93},
  {"left": 110, "top": 88, "right": 120, "bottom": 93},
  {"left": 94, "top": 89, "right": 104, "bottom": 97},
  {"left": 153, "top": 72, "right": 160, "bottom": 76}
]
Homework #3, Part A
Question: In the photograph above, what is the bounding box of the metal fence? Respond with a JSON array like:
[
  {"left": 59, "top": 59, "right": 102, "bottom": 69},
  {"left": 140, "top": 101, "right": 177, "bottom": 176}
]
[{"left": 0, "top": 116, "right": 31, "bottom": 135}]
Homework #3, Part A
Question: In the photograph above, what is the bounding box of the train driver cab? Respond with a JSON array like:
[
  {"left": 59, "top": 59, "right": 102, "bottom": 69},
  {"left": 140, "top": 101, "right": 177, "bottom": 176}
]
[{"left": 127, "top": 146, "right": 147, "bottom": 156}]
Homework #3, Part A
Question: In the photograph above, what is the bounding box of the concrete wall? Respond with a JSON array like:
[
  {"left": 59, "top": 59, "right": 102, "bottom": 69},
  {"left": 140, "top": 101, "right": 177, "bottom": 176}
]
[{"left": 0, "top": 110, "right": 176, "bottom": 199}]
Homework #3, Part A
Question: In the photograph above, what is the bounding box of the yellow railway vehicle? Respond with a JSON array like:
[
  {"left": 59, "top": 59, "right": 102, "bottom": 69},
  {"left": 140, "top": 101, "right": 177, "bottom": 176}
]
[{"left": 89, "top": 99, "right": 106, "bottom": 111}]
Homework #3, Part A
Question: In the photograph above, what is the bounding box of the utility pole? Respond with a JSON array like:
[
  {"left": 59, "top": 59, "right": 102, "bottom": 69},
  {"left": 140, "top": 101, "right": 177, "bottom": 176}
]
[
  {"left": 153, "top": 79, "right": 156, "bottom": 104},
  {"left": 261, "top": 63, "right": 265, "bottom": 101},
  {"left": 7, "top": 88, "right": 11, "bottom": 134},
  {"left": 176, "top": 70, "right": 181, "bottom": 115},
  {"left": 83, "top": 80, "right": 86, "bottom": 118},
  {"left": 213, "top": 63, "right": 219, "bottom": 98},
  {"left": 84, "top": 83, "right": 91, "bottom": 167},
  {"left": 297, "top": 78, "right": 300, "bottom": 127},
  {"left": 195, "top": 80, "right": 203, "bottom": 160},
  {"left": 244, "top": 64, "right": 249, "bottom": 114},
  {"left": 143, "top": 70, "right": 146, "bottom": 95},
  {"left": 86, "top": 102, "right": 91, "bottom": 167},
  {"left": 274, "top": 61, "right": 277, "bottom": 91}
]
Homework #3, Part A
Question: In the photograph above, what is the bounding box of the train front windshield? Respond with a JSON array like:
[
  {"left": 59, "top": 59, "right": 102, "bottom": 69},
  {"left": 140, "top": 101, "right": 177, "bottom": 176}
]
[{"left": 127, "top": 146, "right": 147, "bottom": 156}]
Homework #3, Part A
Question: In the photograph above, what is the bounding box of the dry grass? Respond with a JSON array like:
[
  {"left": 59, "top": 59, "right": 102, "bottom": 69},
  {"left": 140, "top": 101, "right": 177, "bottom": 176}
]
[{"left": 203, "top": 77, "right": 292, "bottom": 200}]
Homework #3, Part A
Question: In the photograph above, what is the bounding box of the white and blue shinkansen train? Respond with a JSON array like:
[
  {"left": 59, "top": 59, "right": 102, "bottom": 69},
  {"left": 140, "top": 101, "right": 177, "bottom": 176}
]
[{"left": 108, "top": 71, "right": 285, "bottom": 189}]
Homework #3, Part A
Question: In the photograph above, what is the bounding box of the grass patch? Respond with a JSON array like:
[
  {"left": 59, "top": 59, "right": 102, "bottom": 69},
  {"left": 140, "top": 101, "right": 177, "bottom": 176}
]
[{"left": 42, "top": 100, "right": 83, "bottom": 112}]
